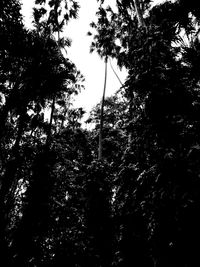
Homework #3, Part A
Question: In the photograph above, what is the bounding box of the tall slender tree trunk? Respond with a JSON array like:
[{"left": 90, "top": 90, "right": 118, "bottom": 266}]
[
  {"left": 133, "top": 0, "right": 146, "bottom": 28},
  {"left": 109, "top": 58, "right": 123, "bottom": 86},
  {"left": 98, "top": 56, "right": 108, "bottom": 160},
  {"left": 46, "top": 95, "right": 56, "bottom": 147},
  {"left": 0, "top": 110, "right": 26, "bottom": 265}
]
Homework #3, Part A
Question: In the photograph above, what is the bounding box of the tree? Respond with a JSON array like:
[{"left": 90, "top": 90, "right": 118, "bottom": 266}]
[
  {"left": 98, "top": 57, "right": 108, "bottom": 160},
  {"left": 0, "top": 1, "right": 84, "bottom": 265},
  {"left": 2, "top": 0, "right": 200, "bottom": 266},
  {"left": 89, "top": 0, "right": 200, "bottom": 266},
  {"left": 89, "top": 5, "right": 120, "bottom": 160},
  {"left": 86, "top": 92, "right": 128, "bottom": 164}
]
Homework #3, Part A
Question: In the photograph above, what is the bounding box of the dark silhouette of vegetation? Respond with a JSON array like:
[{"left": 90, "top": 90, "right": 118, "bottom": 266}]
[{"left": 1, "top": 0, "right": 200, "bottom": 266}]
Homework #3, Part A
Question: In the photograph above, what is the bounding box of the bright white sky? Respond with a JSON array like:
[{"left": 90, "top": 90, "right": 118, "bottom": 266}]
[{"left": 20, "top": 0, "right": 127, "bottom": 115}]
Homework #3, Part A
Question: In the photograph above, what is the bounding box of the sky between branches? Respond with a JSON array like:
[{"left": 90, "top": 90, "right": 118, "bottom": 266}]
[
  {"left": 20, "top": 0, "right": 164, "bottom": 115},
  {"left": 20, "top": 0, "right": 127, "bottom": 115}
]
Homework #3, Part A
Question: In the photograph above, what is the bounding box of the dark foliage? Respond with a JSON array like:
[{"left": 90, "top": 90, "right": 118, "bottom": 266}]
[{"left": 1, "top": 0, "right": 200, "bottom": 266}]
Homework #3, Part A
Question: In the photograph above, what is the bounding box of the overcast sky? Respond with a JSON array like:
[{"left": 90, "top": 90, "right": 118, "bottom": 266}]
[{"left": 20, "top": 0, "right": 127, "bottom": 114}]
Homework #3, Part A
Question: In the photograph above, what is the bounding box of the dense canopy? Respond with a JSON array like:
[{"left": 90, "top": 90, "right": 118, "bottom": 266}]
[{"left": 1, "top": 0, "right": 200, "bottom": 266}]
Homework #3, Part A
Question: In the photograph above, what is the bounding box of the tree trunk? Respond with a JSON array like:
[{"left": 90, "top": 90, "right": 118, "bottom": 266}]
[
  {"left": 109, "top": 58, "right": 123, "bottom": 86},
  {"left": 0, "top": 110, "right": 27, "bottom": 265},
  {"left": 133, "top": 0, "right": 146, "bottom": 28},
  {"left": 98, "top": 57, "right": 108, "bottom": 160},
  {"left": 46, "top": 95, "right": 56, "bottom": 147}
]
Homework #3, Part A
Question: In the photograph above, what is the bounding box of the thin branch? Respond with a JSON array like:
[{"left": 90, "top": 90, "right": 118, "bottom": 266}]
[
  {"left": 98, "top": 56, "right": 108, "bottom": 160},
  {"left": 109, "top": 58, "right": 123, "bottom": 86}
]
